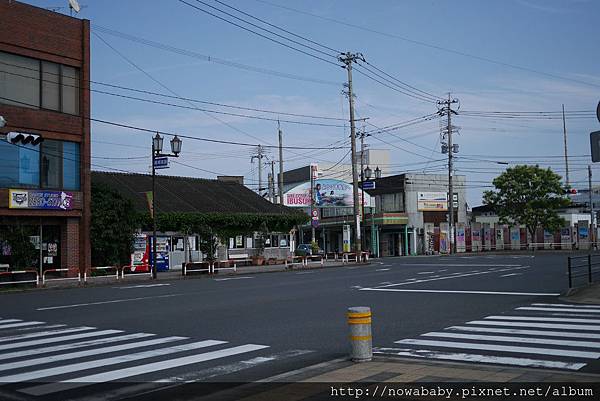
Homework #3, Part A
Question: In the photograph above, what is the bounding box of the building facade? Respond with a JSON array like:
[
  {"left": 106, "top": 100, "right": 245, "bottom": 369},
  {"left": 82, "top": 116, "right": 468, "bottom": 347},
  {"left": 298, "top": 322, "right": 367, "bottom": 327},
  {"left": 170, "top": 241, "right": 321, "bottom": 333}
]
[{"left": 0, "top": 1, "right": 91, "bottom": 275}]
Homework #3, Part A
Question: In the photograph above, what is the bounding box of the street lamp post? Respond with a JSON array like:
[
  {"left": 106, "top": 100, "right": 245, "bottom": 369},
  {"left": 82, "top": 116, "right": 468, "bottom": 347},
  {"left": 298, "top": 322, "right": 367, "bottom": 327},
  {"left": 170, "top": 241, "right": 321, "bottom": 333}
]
[{"left": 151, "top": 133, "right": 182, "bottom": 279}]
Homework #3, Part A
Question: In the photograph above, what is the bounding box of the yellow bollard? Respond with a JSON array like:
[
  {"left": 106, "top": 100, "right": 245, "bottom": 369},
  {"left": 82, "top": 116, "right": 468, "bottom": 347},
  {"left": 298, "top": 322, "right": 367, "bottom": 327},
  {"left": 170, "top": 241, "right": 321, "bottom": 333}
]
[{"left": 347, "top": 306, "right": 372, "bottom": 362}]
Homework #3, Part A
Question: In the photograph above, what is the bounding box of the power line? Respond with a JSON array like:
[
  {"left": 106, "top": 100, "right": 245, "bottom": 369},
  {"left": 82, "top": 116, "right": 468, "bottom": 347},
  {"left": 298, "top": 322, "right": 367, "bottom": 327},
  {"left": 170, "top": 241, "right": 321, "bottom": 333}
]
[
  {"left": 250, "top": 0, "right": 600, "bottom": 89},
  {"left": 177, "top": 0, "right": 340, "bottom": 67},
  {"left": 353, "top": 66, "right": 435, "bottom": 104},
  {"left": 92, "top": 25, "right": 340, "bottom": 86}
]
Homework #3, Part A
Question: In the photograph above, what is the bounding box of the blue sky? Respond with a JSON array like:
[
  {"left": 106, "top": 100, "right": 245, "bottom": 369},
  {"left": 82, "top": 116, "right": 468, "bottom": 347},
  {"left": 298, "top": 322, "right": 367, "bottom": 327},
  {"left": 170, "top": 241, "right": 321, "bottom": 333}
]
[{"left": 23, "top": 0, "right": 600, "bottom": 206}]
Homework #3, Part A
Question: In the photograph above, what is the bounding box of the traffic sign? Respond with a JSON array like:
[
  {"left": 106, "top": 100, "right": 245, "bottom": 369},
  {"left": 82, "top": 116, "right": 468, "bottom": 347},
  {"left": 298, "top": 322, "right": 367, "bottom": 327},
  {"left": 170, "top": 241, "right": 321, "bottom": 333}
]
[
  {"left": 362, "top": 181, "right": 376, "bottom": 189},
  {"left": 153, "top": 157, "right": 169, "bottom": 169},
  {"left": 591, "top": 131, "right": 600, "bottom": 162},
  {"left": 596, "top": 101, "right": 600, "bottom": 123},
  {"left": 311, "top": 219, "right": 319, "bottom": 228}
]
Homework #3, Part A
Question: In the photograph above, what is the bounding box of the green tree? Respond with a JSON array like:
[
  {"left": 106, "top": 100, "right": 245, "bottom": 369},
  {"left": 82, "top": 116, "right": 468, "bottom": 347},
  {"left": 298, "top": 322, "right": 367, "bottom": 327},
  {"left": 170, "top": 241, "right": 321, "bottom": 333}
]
[
  {"left": 91, "top": 183, "right": 139, "bottom": 266},
  {"left": 483, "top": 165, "right": 570, "bottom": 240}
]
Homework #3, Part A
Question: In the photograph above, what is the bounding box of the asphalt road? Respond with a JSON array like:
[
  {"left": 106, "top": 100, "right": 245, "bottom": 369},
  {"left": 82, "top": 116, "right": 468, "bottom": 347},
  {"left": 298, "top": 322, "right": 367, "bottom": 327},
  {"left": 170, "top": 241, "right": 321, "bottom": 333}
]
[{"left": 0, "top": 252, "right": 596, "bottom": 400}]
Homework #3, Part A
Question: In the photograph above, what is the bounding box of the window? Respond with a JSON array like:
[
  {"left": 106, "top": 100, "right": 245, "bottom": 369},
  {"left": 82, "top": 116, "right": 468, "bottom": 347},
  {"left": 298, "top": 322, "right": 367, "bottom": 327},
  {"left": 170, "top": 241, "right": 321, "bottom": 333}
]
[
  {"left": 62, "top": 141, "right": 80, "bottom": 190},
  {"left": 41, "top": 62, "right": 60, "bottom": 111},
  {"left": 377, "top": 193, "right": 404, "bottom": 212},
  {"left": 0, "top": 51, "right": 80, "bottom": 115},
  {"left": 61, "top": 65, "right": 79, "bottom": 115},
  {"left": 41, "top": 140, "right": 62, "bottom": 189},
  {"left": 0, "top": 142, "right": 39, "bottom": 187},
  {"left": 0, "top": 52, "right": 39, "bottom": 109}
]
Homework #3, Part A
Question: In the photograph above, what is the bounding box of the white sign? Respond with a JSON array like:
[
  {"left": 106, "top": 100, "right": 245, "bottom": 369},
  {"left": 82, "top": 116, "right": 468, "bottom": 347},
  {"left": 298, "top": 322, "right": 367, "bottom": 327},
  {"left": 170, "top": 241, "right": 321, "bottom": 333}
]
[
  {"left": 417, "top": 192, "right": 447, "bottom": 211},
  {"left": 284, "top": 179, "right": 372, "bottom": 208}
]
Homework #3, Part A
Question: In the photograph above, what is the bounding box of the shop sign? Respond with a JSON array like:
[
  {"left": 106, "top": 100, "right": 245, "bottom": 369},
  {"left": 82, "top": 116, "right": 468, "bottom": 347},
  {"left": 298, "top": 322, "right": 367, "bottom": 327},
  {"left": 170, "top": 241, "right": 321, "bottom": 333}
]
[
  {"left": 47, "top": 243, "right": 58, "bottom": 257},
  {"left": 417, "top": 192, "right": 447, "bottom": 211},
  {"left": 9, "top": 190, "right": 73, "bottom": 210},
  {"left": 284, "top": 179, "right": 372, "bottom": 208}
]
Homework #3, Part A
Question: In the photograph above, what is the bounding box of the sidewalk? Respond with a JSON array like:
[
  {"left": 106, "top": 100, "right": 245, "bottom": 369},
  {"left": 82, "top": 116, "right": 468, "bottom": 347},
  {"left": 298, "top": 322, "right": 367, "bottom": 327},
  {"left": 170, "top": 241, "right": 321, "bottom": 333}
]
[{"left": 562, "top": 282, "right": 600, "bottom": 304}]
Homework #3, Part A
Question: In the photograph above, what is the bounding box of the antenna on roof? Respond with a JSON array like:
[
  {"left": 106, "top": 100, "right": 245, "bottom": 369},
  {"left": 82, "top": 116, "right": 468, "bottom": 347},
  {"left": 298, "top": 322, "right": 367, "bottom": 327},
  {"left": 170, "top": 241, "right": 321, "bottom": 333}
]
[{"left": 68, "top": 0, "right": 81, "bottom": 16}]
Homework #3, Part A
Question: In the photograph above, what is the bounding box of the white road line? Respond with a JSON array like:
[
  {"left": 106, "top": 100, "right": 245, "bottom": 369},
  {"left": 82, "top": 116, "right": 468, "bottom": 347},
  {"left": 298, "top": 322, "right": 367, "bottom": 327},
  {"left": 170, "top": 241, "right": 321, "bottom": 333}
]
[
  {"left": 213, "top": 277, "right": 254, "bottom": 281},
  {"left": 467, "top": 320, "right": 600, "bottom": 331},
  {"left": 10, "top": 324, "right": 66, "bottom": 332},
  {"left": 36, "top": 293, "right": 186, "bottom": 311},
  {"left": 22, "top": 344, "right": 269, "bottom": 396},
  {"left": 532, "top": 303, "right": 600, "bottom": 309},
  {"left": 517, "top": 307, "right": 600, "bottom": 314},
  {"left": 373, "top": 348, "right": 584, "bottom": 370},
  {"left": 0, "top": 329, "right": 122, "bottom": 352},
  {"left": 117, "top": 284, "right": 171, "bottom": 289},
  {"left": 0, "top": 336, "right": 190, "bottom": 372},
  {"left": 394, "top": 339, "right": 600, "bottom": 358},
  {"left": 375, "top": 266, "right": 528, "bottom": 288},
  {"left": 0, "top": 332, "right": 156, "bottom": 361},
  {"left": 295, "top": 272, "right": 315, "bottom": 275},
  {"left": 0, "top": 327, "right": 95, "bottom": 343},
  {"left": 396, "top": 264, "right": 523, "bottom": 267},
  {"left": 0, "top": 322, "right": 44, "bottom": 330},
  {"left": 500, "top": 273, "right": 523, "bottom": 277},
  {"left": 0, "top": 320, "right": 21, "bottom": 325},
  {"left": 422, "top": 332, "right": 600, "bottom": 349},
  {"left": 437, "top": 269, "right": 448, "bottom": 272},
  {"left": 417, "top": 271, "right": 436, "bottom": 274},
  {"left": 0, "top": 339, "right": 225, "bottom": 383},
  {"left": 447, "top": 326, "right": 600, "bottom": 339},
  {"left": 359, "top": 288, "right": 559, "bottom": 296},
  {"left": 485, "top": 316, "right": 600, "bottom": 324},
  {"left": 375, "top": 268, "right": 390, "bottom": 272}
]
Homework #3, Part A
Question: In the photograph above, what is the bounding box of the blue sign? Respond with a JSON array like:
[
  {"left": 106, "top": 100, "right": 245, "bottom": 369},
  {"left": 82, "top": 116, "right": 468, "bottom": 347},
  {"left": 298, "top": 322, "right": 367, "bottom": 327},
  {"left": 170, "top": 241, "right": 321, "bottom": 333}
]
[
  {"left": 9, "top": 190, "right": 73, "bottom": 210},
  {"left": 362, "top": 181, "right": 376, "bottom": 189},
  {"left": 153, "top": 157, "right": 169, "bottom": 169}
]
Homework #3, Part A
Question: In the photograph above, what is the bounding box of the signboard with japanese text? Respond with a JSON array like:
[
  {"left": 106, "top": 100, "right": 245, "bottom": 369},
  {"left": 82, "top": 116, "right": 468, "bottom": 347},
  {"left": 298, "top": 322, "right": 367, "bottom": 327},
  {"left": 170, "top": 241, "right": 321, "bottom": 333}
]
[
  {"left": 9, "top": 190, "right": 73, "bottom": 210},
  {"left": 284, "top": 179, "right": 372, "bottom": 208}
]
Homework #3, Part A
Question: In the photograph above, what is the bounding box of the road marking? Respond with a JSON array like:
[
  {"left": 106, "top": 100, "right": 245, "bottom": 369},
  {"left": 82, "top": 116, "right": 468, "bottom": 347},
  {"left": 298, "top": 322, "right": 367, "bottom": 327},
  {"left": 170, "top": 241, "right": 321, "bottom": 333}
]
[
  {"left": 417, "top": 271, "right": 435, "bottom": 274},
  {"left": 394, "top": 338, "right": 600, "bottom": 358},
  {"left": 500, "top": 273, "right": 523, "bottom": 277},
  {"left": 484, "top": 316, "right": 600, "bottom": 324},
  {"left": 0, "top": 336, "right": 189, "bottom": 372},
  {"left": 532, "top": 303, "right": 600, "bottom": 309},
  {"left": 374, "top": 266, "right": 529, "bottom": 288},
  {"left": 0, "top": 319, "right": 21, "bottom": 325},
  {"left": 0, "top": 332, "right": 156, "bottom": 361},
  {"left": 36, "top": 293, "right": 186, "bottom": 311},
  {"left": 21, "top": 344, "right": 269, "bottom": 396},
  {"left": 1, "top": 340, "right": 226, "bottom": 383},
  {"left": 396, "top": 264, "right": 522, "bottom": 267},
  {"left": 0, "top": 329, "right": 122, "bottom": 352},
  {"left": 422, "top": 332, "right": 600, "bottom": 349},
  {"left": 295, "top": 272, "right": 315, "bottom": 275},
  {"left": 447, "top": 325, "right": 600, "bottom": 339},
  {"left": 517, "top": 307, "right": 600, "bottom": 314},
  {"left": 467, "top": 320, "right": 600, "bottom": 331},
  {"left": 375, "top": 268, "right": 390, "bottom": 272},
  {"left": 0, "top": 321, "right": 44, "bottom": 330},
  {"left": 117, "top": 284, "right": 171, "bottom": 289},
  {"left": 373, "top": 348, "right": 584, "bottom": 370},
  {"left": 359, "top": 288, "right": 559, "bottom": 296},
  {"left": 213, "top": 277, "right": 254, "bottom": 281},
  {"left": 0, "top": 327, "right": 95, "bottom": 343}
]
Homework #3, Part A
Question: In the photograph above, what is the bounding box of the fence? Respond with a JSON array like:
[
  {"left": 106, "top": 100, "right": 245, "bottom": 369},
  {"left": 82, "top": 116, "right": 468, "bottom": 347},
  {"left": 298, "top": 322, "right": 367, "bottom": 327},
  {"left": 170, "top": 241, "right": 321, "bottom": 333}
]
[
  {"left": 567, "top": 254, "right": 600, "bottom": 288},
  {"left": 0, "top": 270, "right": 39, "bottom": 286},
  {"left": 42, "top": 269, "right": 82, "bottom": 285}
]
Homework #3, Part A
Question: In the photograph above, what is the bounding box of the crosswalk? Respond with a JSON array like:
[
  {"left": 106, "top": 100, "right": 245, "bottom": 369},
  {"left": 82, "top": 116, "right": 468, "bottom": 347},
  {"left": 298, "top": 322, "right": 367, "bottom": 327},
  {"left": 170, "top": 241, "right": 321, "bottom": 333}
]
[
  {"left": 0, "top": 317, "right": 309, "bottom": 399},
  {"left": 374, "top": 302, "right": 600, "bottom": 371}
]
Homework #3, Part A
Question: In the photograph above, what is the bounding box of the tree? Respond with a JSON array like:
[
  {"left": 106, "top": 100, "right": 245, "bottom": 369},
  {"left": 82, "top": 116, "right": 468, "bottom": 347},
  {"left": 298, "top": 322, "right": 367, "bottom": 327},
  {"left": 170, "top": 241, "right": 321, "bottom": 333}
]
[
  {"left": 91, "top": 183, "right": 140, "bottom": 266},
  {"left": 483, "top": 165, "right": 570, "bottom": 240}
]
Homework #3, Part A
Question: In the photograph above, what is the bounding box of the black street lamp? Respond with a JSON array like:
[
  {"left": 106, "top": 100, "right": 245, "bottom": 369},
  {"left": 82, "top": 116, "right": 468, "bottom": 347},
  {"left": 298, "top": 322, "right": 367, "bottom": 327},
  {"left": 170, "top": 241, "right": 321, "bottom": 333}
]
[
  {"left": 374, "top": 166, "right": 381, "bottom": 179},
  {"left": 151, "top": 133, "right": 182, "bottom": 279}
]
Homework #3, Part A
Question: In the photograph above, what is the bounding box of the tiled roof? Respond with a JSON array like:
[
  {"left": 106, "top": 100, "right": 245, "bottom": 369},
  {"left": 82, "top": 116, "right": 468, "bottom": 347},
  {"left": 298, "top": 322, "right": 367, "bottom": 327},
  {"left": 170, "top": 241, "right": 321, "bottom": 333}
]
[{"left": 92, "top": 171, "right": 291, "bottom": 215}]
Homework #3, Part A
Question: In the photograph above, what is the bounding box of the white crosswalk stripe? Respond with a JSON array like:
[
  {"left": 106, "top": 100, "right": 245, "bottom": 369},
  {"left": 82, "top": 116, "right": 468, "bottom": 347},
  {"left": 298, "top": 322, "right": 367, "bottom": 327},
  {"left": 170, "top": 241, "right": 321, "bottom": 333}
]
[
  {"left": 377, "top": 302, "right": 600, "bottom": 371},
  {"left": 0, "top": 317, "right": 299, "bottom": 398}
]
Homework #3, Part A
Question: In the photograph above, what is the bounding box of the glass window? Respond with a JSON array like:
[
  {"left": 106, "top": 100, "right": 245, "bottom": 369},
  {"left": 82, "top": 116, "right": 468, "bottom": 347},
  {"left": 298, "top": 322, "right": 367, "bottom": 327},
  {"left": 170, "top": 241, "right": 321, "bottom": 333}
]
[
  {"left": 62, "top": 141, "right": 80, "bottom": 190},
  {"left": 0, "top": 141, "right": 40, "bottom": 188},
  {"left": 41, "top": 61, "right": 60, "bottom": 111},
  {"left": 61, "top": 65, "right": 79, "bottom": 115},
  {"left": 0, "top": 52, "right": 40, "bottom": 109},
  {"left": 41, "top": 140, "right": 61, "bottom": 189}
]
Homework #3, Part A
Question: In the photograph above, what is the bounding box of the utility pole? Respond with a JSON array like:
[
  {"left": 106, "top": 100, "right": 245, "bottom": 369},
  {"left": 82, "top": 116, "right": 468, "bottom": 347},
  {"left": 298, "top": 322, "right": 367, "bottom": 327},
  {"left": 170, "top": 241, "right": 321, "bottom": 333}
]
[
  {"left": 270, "top": 160, "right": 275, "bottom": 203},
  {"left": 278, "top": 122, "right": 284, "bottom": 205},
  {"left": 251, "top": 145, "right": 264, "bottom": 197},
  {"left": 438, "top": 94, "right": 459, "bottom": 254},
  {"left": 339, "top": 51, "right": 365, "bottom": 254},
  {"left": 563, "top": 104, "right": 570, "bottom": 187},
  {"left": 360, "top": 128, "right": 367, "bottom": 250},
  {"left": 589, "top": 165, "right": 595, "bottom": 249}
]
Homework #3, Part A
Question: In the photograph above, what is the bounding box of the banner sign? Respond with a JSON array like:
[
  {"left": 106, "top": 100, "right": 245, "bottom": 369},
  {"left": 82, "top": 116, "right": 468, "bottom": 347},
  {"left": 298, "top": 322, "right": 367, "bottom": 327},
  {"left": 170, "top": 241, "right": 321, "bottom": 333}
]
[
  {"left": 417, "top": 192, "right": 447, "bottom": 211},
  {"left": 284, "top": 179, "right": 372, "bottom": 208},
  {"left": 9, "top": 190, "right": 73, "bottom": 210}
]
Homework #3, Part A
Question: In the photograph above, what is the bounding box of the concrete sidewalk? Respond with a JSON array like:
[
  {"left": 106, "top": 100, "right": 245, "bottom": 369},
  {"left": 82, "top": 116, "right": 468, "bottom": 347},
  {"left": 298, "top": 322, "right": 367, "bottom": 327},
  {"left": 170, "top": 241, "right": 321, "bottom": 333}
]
[{"left": 562, "top": 282, "right": 600, "bottom": 304}]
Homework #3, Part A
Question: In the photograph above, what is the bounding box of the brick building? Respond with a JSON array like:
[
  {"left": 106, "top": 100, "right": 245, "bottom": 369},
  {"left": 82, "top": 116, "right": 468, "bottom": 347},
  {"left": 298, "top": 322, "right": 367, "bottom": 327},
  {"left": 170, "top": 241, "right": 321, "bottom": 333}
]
[{"left": 0, "top": 1, "right": 91, "bottom": 275}]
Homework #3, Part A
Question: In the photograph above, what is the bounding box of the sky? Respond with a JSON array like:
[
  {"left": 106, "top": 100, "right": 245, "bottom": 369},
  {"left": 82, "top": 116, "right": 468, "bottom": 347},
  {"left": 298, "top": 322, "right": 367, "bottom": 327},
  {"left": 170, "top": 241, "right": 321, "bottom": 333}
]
[{"left": 22, "top": 0, "right": 600, "bottom": 207}]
